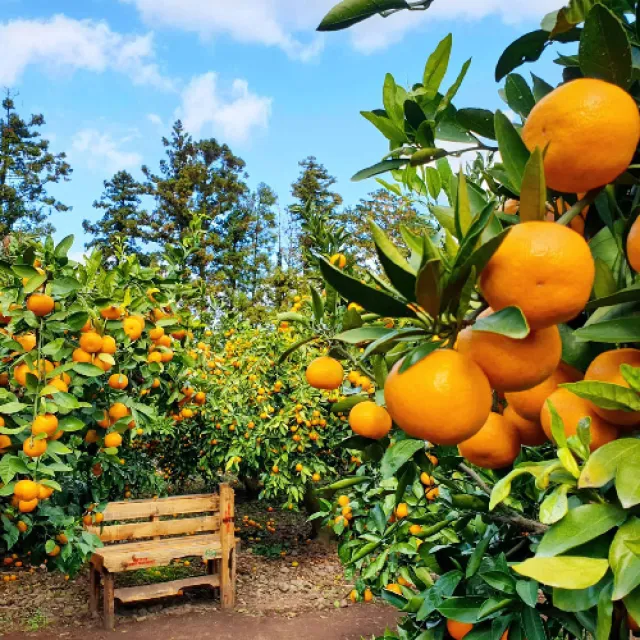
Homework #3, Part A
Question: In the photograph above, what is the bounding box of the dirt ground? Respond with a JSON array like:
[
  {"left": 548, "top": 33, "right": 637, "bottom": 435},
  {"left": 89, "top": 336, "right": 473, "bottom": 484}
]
[{"left": 1, "top": 501, "right": 398, "bottom": 639}]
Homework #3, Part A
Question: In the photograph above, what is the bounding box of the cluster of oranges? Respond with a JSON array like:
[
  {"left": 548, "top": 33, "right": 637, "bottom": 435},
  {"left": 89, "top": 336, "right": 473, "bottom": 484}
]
[{"left": 12, "top": 478, "right": 54, "bottom": 514}]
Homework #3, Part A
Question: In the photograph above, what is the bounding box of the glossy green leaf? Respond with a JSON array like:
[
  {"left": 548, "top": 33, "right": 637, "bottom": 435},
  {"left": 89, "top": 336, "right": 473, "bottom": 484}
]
[
  {"left": 561, "top": 380, "right": 640, "bottom": 412},
  {"left": 610, "top": 518, "right": 640, "bottom": 600},
  {"left": 504, "top": 73, "right": 535, "bottom": 118},
  {"left": 545, "top": 400, "right": 568, "bottom": 448},
  {"left": 455, "top": 170, "right": 472, "bottom": 239},
  {"left": 473, "top": 306, "right": 529, "bottom": 339},
  {"left": 415, "top": 260, "right": 441, "bottom": 318},
  {"left": 72, "top": 363, "right": 106, "bottom": 377},
  {"left": 519, "top": 148, "right": 547, "bottom": 222},
  {"left": 521, "top": 605, "right": 546, "bottom": 640},
  {"left": 539, "top": 484, "right": 570, "bottom": 525},
  {"left": 585, "top": 284, "right": 640, "bottom": 310},
  {"left": 596, "top": 581, "right": 615, "bottom": 640},
  {"left": 495, "top": 31, "right": 550, "bottom": 82},
  {"left": 513, "top": 556, "right": 609, "bottom": 589},
  {"left": 531, "top": 74, "right": 554, "bottom": 101},
  {"left": 489, "top": 464, "right": 546, "bottom": 510},
  {"left": 352, "top": 158, "right": 406, "bottom": 181},
  {"left": 383, "top": 73, "right": 405, "bottom": 126},
  {"left": 54, "top": 235, "right": 74, "bottom": 259},
  {"left": 579, "top": 4, "right": 632, "bottom": 88},
  {"left": 410, "top": 148, "right": 447, "bottom": 167},
  {"left": 370, "top": 221, "right": 417, "bottom": 301},
  {"left": 456, "top": 108, "right": 496, "bottom": 140},
  {"left": 574, "top": 317, "right": 640, "bottom": 343},
  {"left": 398, "top": 341, "right": 442, "bottom": 373},
  {"left": 616, "top": 455, "right": 640, "bottom": 509},
  {"left": 437, "top": 597, "right": 485, "bottom": 623},
  {"left": 51, "top": 277, "right": 81, "bottom": 297},
  {"left": 516, "top": 580, "right": 539, "bottom": 608},
  {"left": 494, "top": 111, "right": 530, "bottom": 193},
  {"left": 334, "top": 327, "right": 392, "bottom": 344},
  {"left": 537, "top": 503, "right": 626, "bottom": 558},
  {"left": 380, "top": 439, "right": 424, "bottom": 478},
  {"left": 553, "top": 575, "right": 609, "bottom": 613},
  {"left": 317, "top": 0, "right": 408, "bottom": 31},
  {"left": 580, "top": 439, "right": 640, "bottom": 488},
  {"left": 593, "top": 258, "right": 617, "bottom": 300},
  {"left": 423, "top": 34, "right": 453, "bottom": 97},
  {"left": 436, "top": 59, "right": 472, "bottom": 118}
]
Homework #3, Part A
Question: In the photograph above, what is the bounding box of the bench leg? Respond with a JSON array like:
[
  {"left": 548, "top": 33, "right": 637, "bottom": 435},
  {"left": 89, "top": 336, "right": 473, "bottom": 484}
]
[
  {"left": 103, "top": 570, "right": 115, "bottom": 630},
  {"left": 221, "top": 546, "right": 236, "bottom": 609},
  {"left": 89, "top": 566, "right": 100, "bottom": 617}
]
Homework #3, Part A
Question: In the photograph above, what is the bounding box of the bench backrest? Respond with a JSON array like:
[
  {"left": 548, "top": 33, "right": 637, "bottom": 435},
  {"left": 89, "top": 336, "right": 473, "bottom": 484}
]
[{"left": 88, "top": 485, "right": 233, "bottom": 544}]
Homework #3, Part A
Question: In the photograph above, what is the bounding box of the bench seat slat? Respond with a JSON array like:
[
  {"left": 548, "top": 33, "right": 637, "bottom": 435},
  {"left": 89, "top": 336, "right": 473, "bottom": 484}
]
[
  {"left": 88, "top": 515, "right": 221, "bottom": 542},
  {"left": 102, "top": 494, "right": 219, "bottom": 522},
  {"left": 114, "top": 575, "right": 220, "bottom": 603}
]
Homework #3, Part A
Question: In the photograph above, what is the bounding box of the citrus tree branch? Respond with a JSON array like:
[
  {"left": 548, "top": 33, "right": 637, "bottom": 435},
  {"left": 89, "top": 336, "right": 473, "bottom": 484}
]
[{"left": 557, "top": 187, "right": 604, "bottom": 226}]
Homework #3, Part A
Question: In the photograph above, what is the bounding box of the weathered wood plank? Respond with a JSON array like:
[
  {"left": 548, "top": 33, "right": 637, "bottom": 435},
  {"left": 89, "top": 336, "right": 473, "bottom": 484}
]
[
  {"left": 114, "top": 575, "right": 220, "bottom": 604},
  {"left": 219, "top": 483, "right": 236, "bottom": 609},
  {"left": 102, "top": 494, "right": 219, "bottom": 521},
  {"left": 88, "top": 515, "right": 221, "bottom": 543},
  {"left": 103, "top": 571, "right": 115, "bottom": 631}
]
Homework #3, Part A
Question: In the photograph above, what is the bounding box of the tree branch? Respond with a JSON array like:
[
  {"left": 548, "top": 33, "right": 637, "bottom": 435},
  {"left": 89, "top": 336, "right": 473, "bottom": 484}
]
[
  {"left": 487, "top": 512, "right": 548, "bottom": 535},
  {"left": 459, "top": 463, "right": 492, "bottom": 496}
]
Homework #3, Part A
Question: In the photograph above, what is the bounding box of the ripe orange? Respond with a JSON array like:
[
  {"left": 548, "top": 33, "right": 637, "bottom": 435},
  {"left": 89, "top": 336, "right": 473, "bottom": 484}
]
[
  {"left": 26, "top": 293, "right": 55, "bottom": 317},
  {"left": 148, "top": 351, "right": 163, "bottom": 363},
  {"left": 395, "top": 503, "right": 409, "bottom": 518},
  {"left": 540, "top": 388, "right": 619, "bottom": 451},
  {"left": 31, "top": 414, "right": 59, "bottom": 438},
  {"left": 505, "top": 361, "right": 583, "bottom": 421},
  {"left": 305, "top": 356, "right": 344, "bottom": 390},
  {"left": 72, "top": 348, "right": 92, "bottom": 363},
  {"left": 348, "top": 401, "right": 392, "bottom": 439},
  {"left": 151, "top": 378, "right": 161, "bottom": 388},
  {"left": 384, "top": 349, "right": 491, "bottom": 445},
  {"left": 23, "top": 437, "right": 47, "bottom": 458},
  {"left": 0, "top": 434, "right": 11, "bottom": 452},
  {"left": 628, "top": 217, "right": 640, "bottom": 272},
  {"left": 123, "top": 317, "right": 143, "bottom": 340},
  {"left": 480, "top": 222, "right": 595, "bottom": 330},
  {"left": 17, "top": 521, "right": 28, "bottom": 533},
  {"left": 49, "top": 377, "right": 69, "bottom": 394},
  {"left": 38, "top": 484, "right": 54, "bottom": 499},
  {"left": 458, "top": 412, "right": 521, "bottom": 469},
  {"left": 109, "top": 402, "right": 130, "bottom": 421},
  {"left": 48, "top": 544, "right": 61, "bottom": 557},
  {"left": 100, "top": 305, "right": 123, "bottom": 320},
  {"left": 160, "top": 349, "right": 174, "bottom": 362},
  {"left": 104, "top": 432, "right": 122, "bottom": 448},
  {"left": 195, "top": 391, "right": 206, "bottom": 405},
  {"left": 100, "top": 335, "right": 117, "bottom": 354},
  {"left": 85, "top": 429, "right": 99, "bottom": 443},
  {"left": 15, "top": 333, "right": 36, "bottom": 352},
  {"left": 584, "top": 348, "right": 640, "bottom": 428},
  {"left": 79, "top": 332, "right": 103, "bottom": 353},
  {"left": 97, "top": 410, "right": 110, "bottom": 428},
  {"left": 149, "top": 326, "right": 165, "bottom": 341},
  {"left": 385, "top": 583, "right": 403, "bottom": 595},
  {"left": 456, "top": 321, "right": 561, "bottom": 393},
  {"left": 447, "top": 620, "right": 474, "bottom": 640},
  {"left": 330, "top": 253, "right": 347, "bottom": 269},
  {"left": 337, "top": 495, "right": 350, "bottom": 507},
  {"left": 19, "top": 498, "right": 38, "bottom": 513},
  {"left": 522, "top": 78, "right": 640, "bottom": 193},
  {"left": 503, "top": 405, "right": 547, "bottom": 447},
  {"left": 14, "top": 479, "right": 39, "bottom": 501},
  {"left": 108, "top": 373, "right": 129, "bottom": 390}
]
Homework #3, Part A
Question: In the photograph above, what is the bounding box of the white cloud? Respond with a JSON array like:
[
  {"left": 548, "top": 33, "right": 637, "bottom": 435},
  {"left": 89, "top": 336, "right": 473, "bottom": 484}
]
[
  {"left": 0, "top": 15, "right": 173, "bottom": 89},
  {"left": 123, "top": 0, "right": 560, "bottom": 56},
  {"left": 176, "top": 72, "right": 272, "bottom": 144},
  {"left": 147, "top": 113, "right": 164, "bottom": 127},
  {"left": 71, "top": 129, "right": 143, "bottom": 172}
]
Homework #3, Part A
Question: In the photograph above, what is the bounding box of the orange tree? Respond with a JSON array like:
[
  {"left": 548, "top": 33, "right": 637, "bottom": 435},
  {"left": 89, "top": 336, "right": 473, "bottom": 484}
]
[
  {"left": 305, "top": 2, "right": 640, "bottom": 640},
  {"left": 0, "top": 231, "right": 201, "bottom": 574}
]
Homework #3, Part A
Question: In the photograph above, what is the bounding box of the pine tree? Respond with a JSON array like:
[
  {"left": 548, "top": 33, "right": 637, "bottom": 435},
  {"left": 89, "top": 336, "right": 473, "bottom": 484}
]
[
  {"left": 83, "top": 171, "right": 150, "bottom": 262},
  {"left": 0, "top": 93, "right": 71, "bottom": 235}
]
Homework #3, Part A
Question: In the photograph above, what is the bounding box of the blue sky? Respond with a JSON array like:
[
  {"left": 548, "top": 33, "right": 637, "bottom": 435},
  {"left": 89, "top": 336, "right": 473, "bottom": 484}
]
[{"left": 0, "top": 0, "right": 569, "bottom": 257}]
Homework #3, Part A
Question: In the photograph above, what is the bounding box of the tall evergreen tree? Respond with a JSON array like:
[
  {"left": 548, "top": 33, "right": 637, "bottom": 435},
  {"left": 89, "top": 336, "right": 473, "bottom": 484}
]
[
  {"left": 83, "top": 170, "right": 149, "bottom": 262},
  {"left": 0, "top": 93, "right": 71, "bottom": 235},
  {"left": 142, "top": 121, "right": 248, "bottom": 278}
]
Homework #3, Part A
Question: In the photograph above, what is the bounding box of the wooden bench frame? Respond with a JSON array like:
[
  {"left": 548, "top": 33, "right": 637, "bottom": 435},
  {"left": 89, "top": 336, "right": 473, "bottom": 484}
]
[{"left": 88, "top": 484, "right": 237, "bottom": 629}]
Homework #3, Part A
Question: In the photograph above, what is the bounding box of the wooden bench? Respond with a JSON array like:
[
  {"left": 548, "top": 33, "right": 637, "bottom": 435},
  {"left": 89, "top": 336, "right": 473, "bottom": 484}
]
[{"left": 87, "top": 484, "right": 237, "bottom": 630}]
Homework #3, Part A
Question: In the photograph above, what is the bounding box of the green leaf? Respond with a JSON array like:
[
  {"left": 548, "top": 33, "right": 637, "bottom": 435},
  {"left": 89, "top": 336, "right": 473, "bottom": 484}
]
[
  {"left": 23, "top": 273, "right": 47, "bottom": 294},
  {"left": 370, "top": 221, "right": 417, "bottom": 300},
  {"left": 504, "top": 74, "right": 535, "bottom": 118},
  {"left": 553, "top": 575, "right": 609, "bottom": 613},
  {"left": 457, "top": 109, "right": 496, "bottom": 140},
  {"left": 473, "top": 306, "right": 529, "bottom": 339},
  {"left": 359, "top": 113, "right": 406, "bottom": 144},
  {"left": 494, "top": 111, "right": 530, "bottom": 193},
  {"left": 539, "top": 484, "right": 570, "bottom": 525},
  {"left": 579, "top": 4, "right": 632, "bottom": 88},
  {"left": 616, "top": 455, "right": 640, "bottom": 509},
  {"left": 537, "top": 504, "right": 627, "bottom": 558},
  {"left": 586, "top": 284, "right": 640, "bottom": 309},
  {"left": 516, "top": 580, "right": 539, "bottom": 608},
  {"left": 436, "top": 59, "right": 472, "bottom": 117},
  {"left": 415, "top": 260, "right": 441, "bottom": 318},
  {"left": 495, "top": 31, "right": 550, "bottom": 82},
  {"left": 398, "top": 340, "right": 442, "bottom": 373},
  {"left": 454, "top": 170, "right": 473, "bottom": 239},
  {"left": 575, "top": 316, "right": 640, "bottom": 343},
  {"left": 545, "top": 399, "right": 567, "bottom": 448},
  {"left": 352, "top": 158, "right": 406, "bottom": 182},
  {"left": 531, "top": 74, "right": 554, "bottom": 101},
  {"left": 317, "top": 0, "right": 408, "bottom": 31},
  {"left": 54, "top": 235, "right": 74, "bottom": 259},
  {"left": 623, "top": 586, "right": 640, "bottom": 625},
  {"left": 383, "top": 73, "right": 404, "bottom": 127},
  {"left": 561, "top": 381, "right": 640, "bottom": 412},
  {"left": 47, "top": 440, "right": 72, "bottom": 455},
  {"left": 519, "top": 148, "right": 547, "bottom": 222},
  {"left": 489, "top": 464, "right": 545, "bottom": 510},
  {"left": 51, "top": 277, "right": 81, "bottom": 297},
  {"left": 593, "top": 258, "right": 617, "bottom": 300},
  {"left": 334, "top": 327, "right": 392, "bottom": 344},
  {"left": 610, "top": 518, "right": 640, "bottom": 600},
  {"left": 580, "top": 439, "right": 640, "bottom": 488},
  {"left": 309, "top": 285, "right": 324, "bottom": 323},
  {"left": 410, "top": 148, "right": 447, "bottom": 167},
  {"left": 380, "top": 439, "right": 424, "bottom": 478},
  {"left": 423, "top": 34, "right": 452, "bottom": 97},
  {"left": 436, "top": 597, "right": 484, "bottom": 623},
  {"left": 318, "top": 257, "right": 417, "bottom": 319},
  {"left": 466, "top": 532, "right": 492, "bottom": 578},
  {"left": 58, "top": 416, "right": 84, "bottom": 432},
  {"left": 521, "top": 605, "right": 546, "bottom": 640},
  {"left": 73, "top": 363, "right": 105, "bottom": 377},
  {"left": 0, "top": 401, "right": 30, "bottom": 415},
  {"left": 513, "top": 556, "right": 609, "bottom": 589},
  {"left": 596, "top": 581, "right": 614, "bottom": 640}
]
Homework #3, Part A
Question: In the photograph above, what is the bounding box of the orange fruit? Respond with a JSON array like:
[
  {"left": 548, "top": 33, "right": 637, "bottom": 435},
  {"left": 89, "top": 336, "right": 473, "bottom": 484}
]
[
  {"left": 14, "top": 479, "right": 39, "bottom": 501},
  {"left": 447, "top": 620, "right": 474, "bottom": 640},
  {"left": 384, "top": 349, "right": 491, "bottom": 446},
  {"left": 584, "top": 348, "right": 640, "bottom": 428},
  {"left": 72, "top": 348, "right": 92, "bottom": 363},
  {"left": 628, "top": 216, "right": 640, "bottom": 272},
  {"left": 148, "top": 351, "right": 163, "bottom": 364},
  {"left": 480, "top": 221, "right": 595, "bottom": 330},
  {"left": 38, "top": 484, "right": 54, "bottom": 499},
  {"left": 348, "top": 401, "right": 392, "bottom": 439},
  {"left": 160, "top": 349, "right": 174, "bottom": 362},
  {"left": 19, "top": 498, "right": 38, "bottom": 513},
  {"left": 109, "top": 402, "right": 130, "bottom": 421},
  {"left": 0, "top": 434, "right": 11, "bottom": 452},
  {"left": 104, "top": 432, "right": 123, "bottom": 448},
  {"left": 31, "top": 414, "right": 58, "bottom": 438},
  {"left": 48, "top": 544, "right": 61, "bottom": 557},
  {"left": 456, "top": 321, "right": 561, "bottom": 393},
  {"left": 85, "top": 429, "right": 99, "bottom": 443},
  {"left": 79, "top": 332, "right": 103, "bottom": 353},
  {"left": 385, "top": 583, "right": 403, "bottom": 595},
  {"left": 149, "top": 326, "right": 165, "bottom": 341},
  {"left": 49, "top": 377, "right": 68, "bottom": 394},
  {"left": 458, "top": 412, "right": 521, "bottom": 469},
  {"left": 123, "top": 317, "right": 143, "bottom": 340},
  {"left": 330, "top": 253, "right": 347, "bottom": 269},
  {"left": 15, "top": 333, "right": 36, "bottom": 352},
  {"left": 540, "top": 388, "right": 619, "bottom": 451},
  {"left": 156, "top": 334, "right": 172, "bottom": 348},
  {"left": 100, "top": 305, "right": 123, "bottom": 320},
  {"left": 305, "top": 357, "right": 344, "bottom": 390},
  {"left": 195, "top": 391, "right": 206, "bottom": 405},
  {"left": 151, "top": 378, "right": 161, "bottom": 388},
  {"left": 94, "top": 512, "right": 104, "bottom": 524},
  {"left": 26, "top": 293, "right": 55, "bottom": 316},
  {"left": 503, "top": 405, "right": 547, "bottom": 447},
  {"left": 101, "top": 335, "right": 117, "bottom": 354},
  {"left": 94, "top": 356, "right": 113, "bottom": 372},
  {"left": 17, "top": 521, "right": 28, "bottom": 533},
  {"left": 522, "top": 78, "right": 640, "bottom": 193},
  {"left": 395, "top": 503, "right": 409, "bottom": 518},
  {"left": 23, "top": 437, "right": 47, "bottom": 458},
  {"left": 108, "top": 373, "right": 128, "bottom": 390},
  {"left": 505, "top": 362, "right": 583, "bottom": 421}
]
